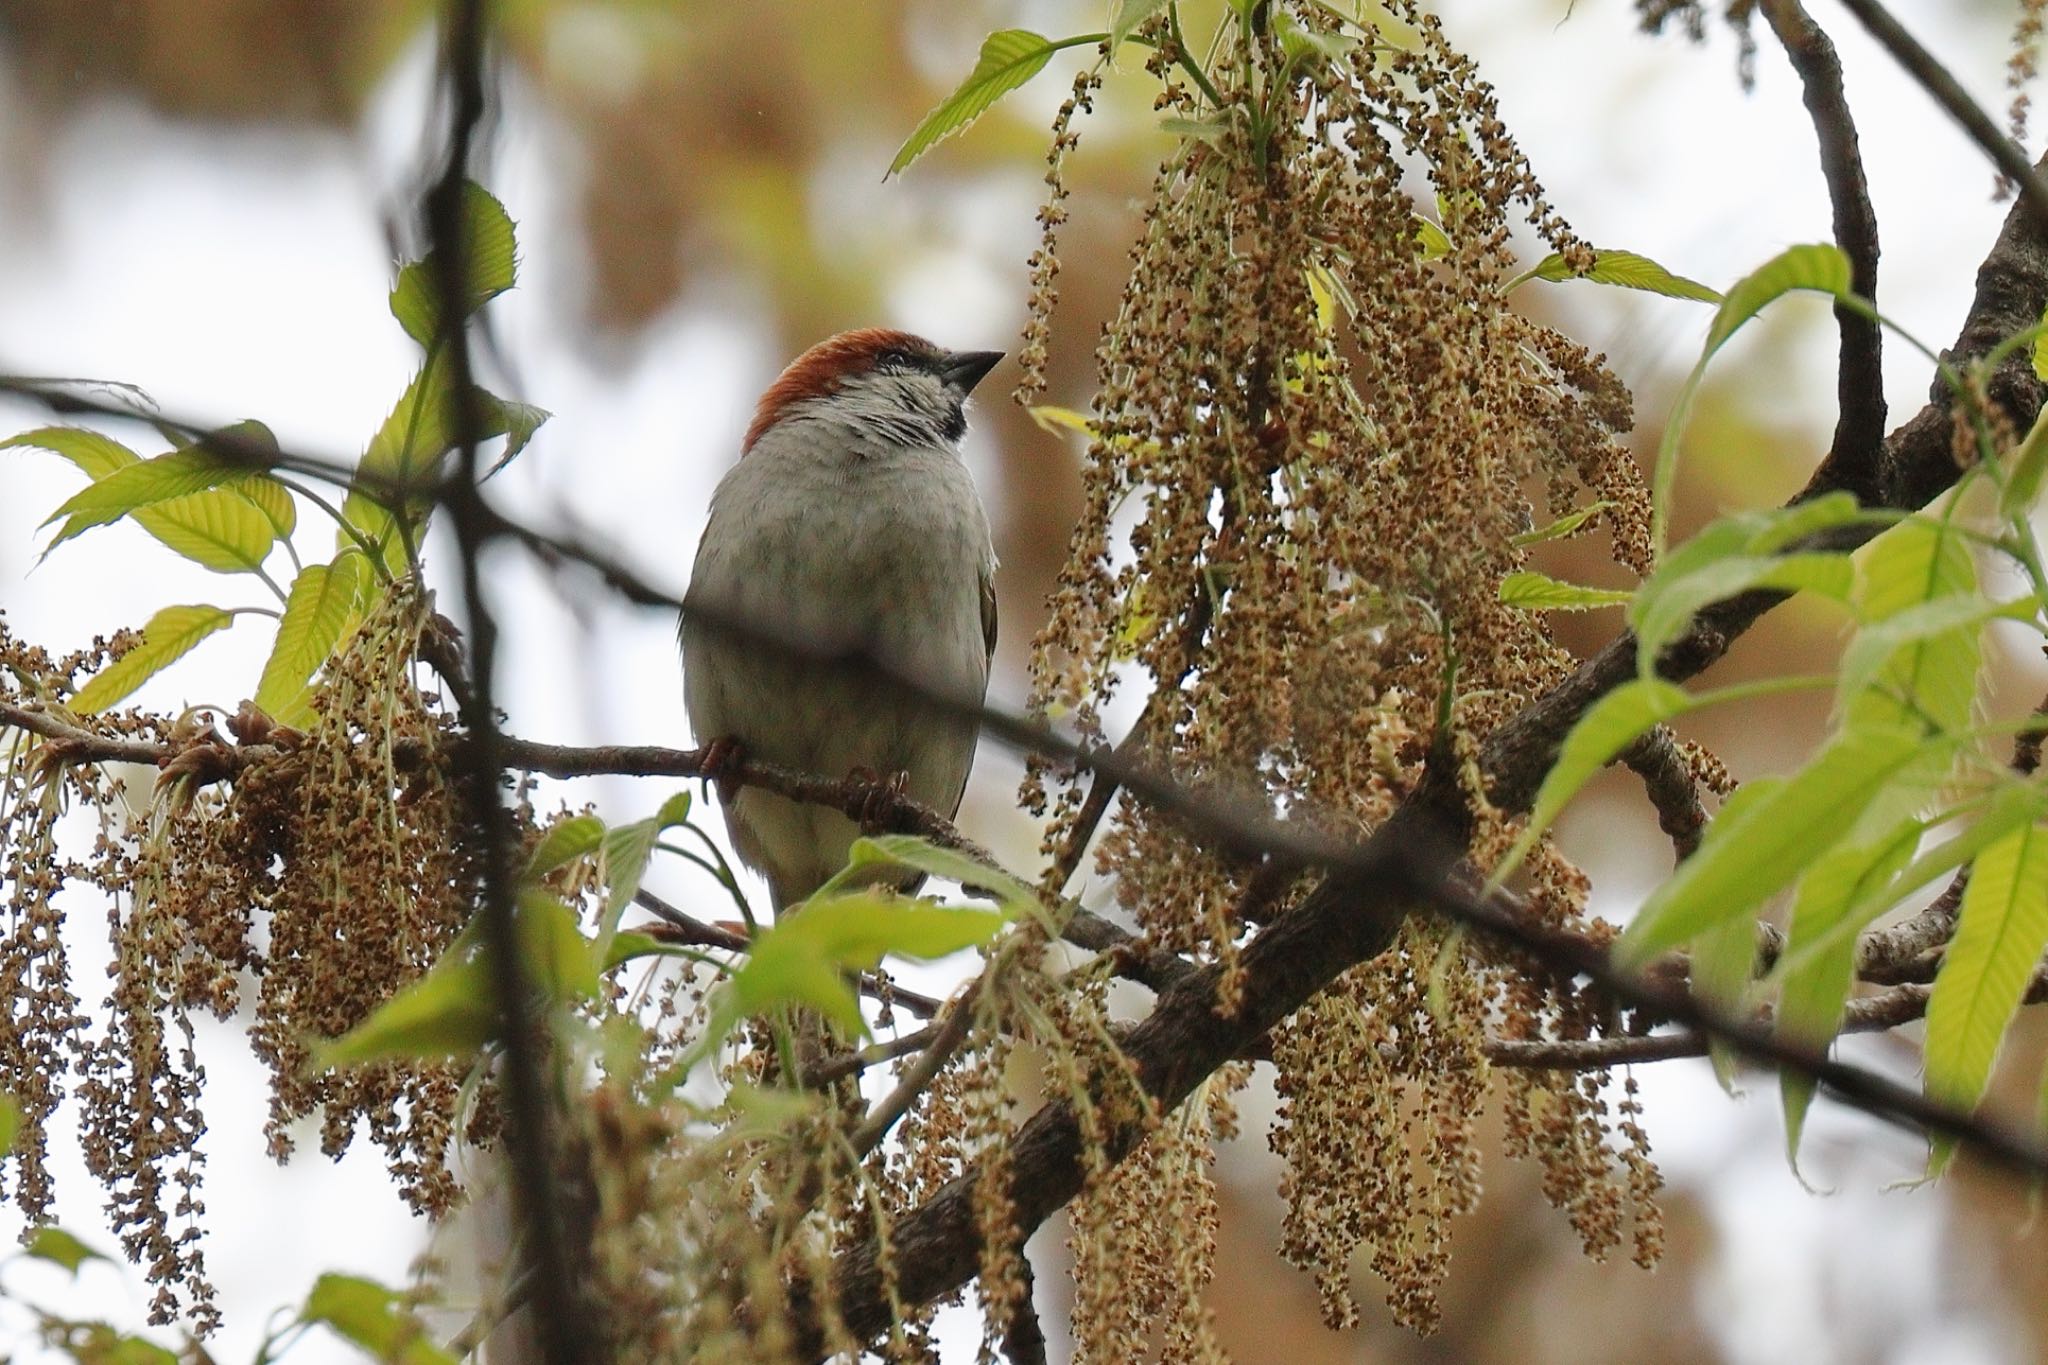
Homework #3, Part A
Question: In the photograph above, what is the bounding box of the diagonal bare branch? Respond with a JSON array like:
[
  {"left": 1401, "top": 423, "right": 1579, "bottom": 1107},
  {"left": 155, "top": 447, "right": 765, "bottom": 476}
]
[
  {"left": 1762, "top": 0, "right": 1886, "bottom": 500},
  {"left": 1838, "top": 0, "right": 2048, "bottom": 231}
]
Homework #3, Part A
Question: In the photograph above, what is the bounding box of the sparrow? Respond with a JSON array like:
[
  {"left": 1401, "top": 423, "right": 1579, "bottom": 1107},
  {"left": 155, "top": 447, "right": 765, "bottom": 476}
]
[{"left": 681, "top": 329, "right": 1002, "bottom": 913}]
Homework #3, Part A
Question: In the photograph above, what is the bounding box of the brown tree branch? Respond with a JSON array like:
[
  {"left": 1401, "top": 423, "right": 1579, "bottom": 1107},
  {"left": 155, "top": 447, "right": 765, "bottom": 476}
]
[
  {"left": 1620, "top": 726, "right": 1708, "bottom": 861},
  {"left": 848, "top": 979, "right": 982, "bottom": 1158},
  {"left": 1837, "top": 0, "right": 2048, "bottom": 230},
  {"left": 1488, "top": 967, "right": 2048, "bottom": 1069},
  {"left": 1762, "top": 0, "right": 1886, "bottom": 500}
]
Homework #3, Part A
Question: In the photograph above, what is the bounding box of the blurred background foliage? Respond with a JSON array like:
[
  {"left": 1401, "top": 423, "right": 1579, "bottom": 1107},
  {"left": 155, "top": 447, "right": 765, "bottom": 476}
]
[{"left": 3, "top": 1, "right": 2048, "bottom": 1360}]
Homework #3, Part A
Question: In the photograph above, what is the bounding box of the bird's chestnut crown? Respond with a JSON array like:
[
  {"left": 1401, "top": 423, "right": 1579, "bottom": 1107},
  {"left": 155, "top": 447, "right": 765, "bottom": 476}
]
[{"left": 743, "top": 327, "right": 1003, "bottom": 454}]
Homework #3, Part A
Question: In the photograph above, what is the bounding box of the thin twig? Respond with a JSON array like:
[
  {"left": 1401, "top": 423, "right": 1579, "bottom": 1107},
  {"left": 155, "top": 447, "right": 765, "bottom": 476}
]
[
  {"left": 1762, "top": 0, "right": 1886, "bottom": 498},
  {"left": 422, "top": 2, "right": 588, "bottom": 1360},
  {"left": 1837, "top": 0, "right": 2048, "bottom": 232},
  {"left": 1487, "top": 969, "right": 2046, "bottom": 1069},
  {"left": 801, "top": 1024, "right": 942, "bottom": 1089},
  {"left": 847, "top": 979, "right": 982, "bottom": 1158},
  {"left": 631, "top": 888, "right": 947, "bottom": 1020}
]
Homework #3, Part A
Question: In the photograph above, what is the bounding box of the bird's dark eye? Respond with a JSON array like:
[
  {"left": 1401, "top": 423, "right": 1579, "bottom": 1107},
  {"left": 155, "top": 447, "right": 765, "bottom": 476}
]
[{"left": 876, "top": 348, "right": 913, "bottom": 370}]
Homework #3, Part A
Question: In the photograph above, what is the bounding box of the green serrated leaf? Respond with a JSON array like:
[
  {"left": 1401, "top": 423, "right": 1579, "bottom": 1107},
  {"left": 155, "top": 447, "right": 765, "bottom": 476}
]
[
  {"left": 1924, "top": 822, "right": 2048, "bottom": 1171},
  {"left": 1497, "top": 570, "right": 1631, "bottom": 612},
  {"left": 1843, "top": 517, "right": 1982, "bottom": 739},
  {"left": 303, "top": 1272, "right": 457, "bottom": 1365},
  {"left": 1627, "top": 493, "right": 1866, "bottom": 675},
  {"left": 236, "top": 471, "right": 298, "bottom": 539},
  {"left": 479, "top": 391, "right": 550, "bottom": 479},
  {"left": 1777, "top": 824, "right": 1922, "bottom": 1165},
  {"left": 338, "top": 488, "right": 408, "bottom": 578},
  {"left": 316, "top": 953, "right": 495, "bottom": 1067},
  {"left": 363, "top": 352, "right": 461, "bottom": 484},
  {"left": 2, "top": 426, "right": 142, "bottom": 478},
  {"left": 654, "top": 790, "right": 692, "bottom": 827},
  {"left": 321, "top": 891, "right": 599, "bottom": 1069},
  {"left": 23, "top": 1227, "right": 107, "bottom": 1275},
  {"left": 890, "top": 30, "right": 1083, "bottom": 177},
  {"left": 255, "top": 555, "right": 367, "bottom": 725},
  {"left": 40, "top": 445, "right": 250, "bottom": 534},
  {"left": 1632, "top": 552, "right": 1853, "bottom": 669},
  {"left": 1521, "top": 248, "right": 1720, "bottom": 302},
  {"left": 730, "top": 892, "right": 1006, "bottom": 1037},
  {"left": 825, "top": 834, "right": 1041, "bottom": 916},
  {"left": 1690, "top": 779, "right": 1798, "bottom": 1092},
  {"left": 1615, "top": 725, "right": 1935, "bottom": 969},
  {"left": 0, "top": 1092, "right": 17, "bottom": 1155},
  {"left": 70, "top": 605, "right": 234, "bottom": 714},
  {"left": 10, "top": 427, "right": 285, "bottom": 574},
  {"left": 1488, "top": 678, "right": 1693, "bottom": 891},
  {"left": 1511, "top": 500, "right": 1617, "bottom": 547},
  {"left": 1838, "top": 594, "right": 2019, "bottom": 726},
  {"left": 519, "top": 888, "right": 601, "bottom": 1003},
  {"left": 136, "top": 488, "right": 280, "bottom": 574},
  {"left": 389, "top": 182, "right": 518, "bottom": 348},
  {"left": 1646, "top": 492, "right": 1864, "bottom": 591},
  {"left": 604, "top": 929, "right": 668, "bottom": 971},
  {"left": 598, "top": 793, "right": 698, "bottom": 945},
  {"left": 1771, "top": 782, "right": 2048, "bottom": 984},
  {"left": 2004, "top": 405, "right": 2048, "bottom": 518},
  {"left": 527, "top": 814, "right": 606, "bottom": 880},
  {"left": 1706, "top": 243, "right": 1854, "bottom": 353},
  {"left": 346, "top": 360, "right": 534, "bottom": 573},
  {"left": 1694, "top": 918, "right": 1759, "bottom": 1092},
  {"left": 1652, "top": 244, "right": 1855, "bottom": 558}
]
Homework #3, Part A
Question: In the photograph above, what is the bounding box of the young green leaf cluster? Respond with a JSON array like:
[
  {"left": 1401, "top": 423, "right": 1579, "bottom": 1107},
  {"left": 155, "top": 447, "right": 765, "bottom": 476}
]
[{"left": 1509, "top": 242, "right": 2048, "bottom": 1173}]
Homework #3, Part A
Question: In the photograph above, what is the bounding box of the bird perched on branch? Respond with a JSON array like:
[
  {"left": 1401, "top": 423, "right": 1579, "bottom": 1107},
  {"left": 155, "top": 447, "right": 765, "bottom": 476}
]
[{"left": 682, "top": 328, "right": 1003, "bottom": 913}]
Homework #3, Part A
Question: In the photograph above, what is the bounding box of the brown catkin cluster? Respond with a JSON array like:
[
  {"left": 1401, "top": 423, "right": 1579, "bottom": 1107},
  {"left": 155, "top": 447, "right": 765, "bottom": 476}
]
[
  {"left": 1066, "top": 1069, "right": 1242, "bottom": 1364},
  {"left": 230, "top": 588, "right": 484, "bottom": 1207},
  {"left": 0, "top": 623, "right": 106, "bottom": 1226},
  {"left": 0, "top": 587, "right": 513, "bottom": 1327},
  {"left": 569, "top": 902, "right": 1142, "bottom": 1361},
  {"left": 1491, "top": 923, "right": 1665, "bottom": 1270},
  {"left": 2012, "top": 0, "right": 2047, "bottom": 161},
  {"left": 1269, "top": 922, "right": 1489, "bottom": 1332},
  {"left": 1021, "top": 3, "right": 1664, "bottom": 1333},
  {"left": 1028, "top": 5, "right": 1648, "bottom": 928},
  {"left": 0, "top": 617, "right": 223, "bottom": 1328},
  {"left": 1015, "top": 60, "right": 1106, "bottom": 405}
]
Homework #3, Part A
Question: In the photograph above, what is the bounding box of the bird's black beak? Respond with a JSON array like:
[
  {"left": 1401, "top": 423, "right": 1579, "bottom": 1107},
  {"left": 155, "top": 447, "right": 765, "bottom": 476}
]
[{"left": 941, "top": 350, "right": 1004, "bottom": 395}]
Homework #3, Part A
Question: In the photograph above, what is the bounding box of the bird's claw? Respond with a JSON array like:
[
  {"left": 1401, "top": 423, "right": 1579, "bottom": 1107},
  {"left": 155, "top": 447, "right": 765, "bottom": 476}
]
[
  {"left": 699, "top": 736, "right": 746, "bottom": 803},
  {"left": 848, "top": 765, "right": 911, "bottom": 833}
]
